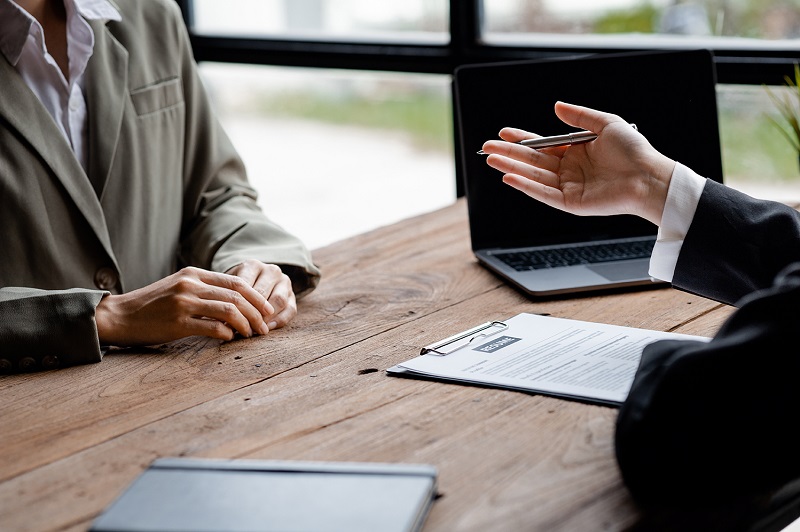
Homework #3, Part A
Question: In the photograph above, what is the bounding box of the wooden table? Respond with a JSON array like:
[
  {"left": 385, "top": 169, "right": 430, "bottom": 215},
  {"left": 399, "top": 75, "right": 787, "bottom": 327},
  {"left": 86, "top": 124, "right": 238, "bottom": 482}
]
[{"left": 0, "top": 199, "right": 751, "bottom": 531}]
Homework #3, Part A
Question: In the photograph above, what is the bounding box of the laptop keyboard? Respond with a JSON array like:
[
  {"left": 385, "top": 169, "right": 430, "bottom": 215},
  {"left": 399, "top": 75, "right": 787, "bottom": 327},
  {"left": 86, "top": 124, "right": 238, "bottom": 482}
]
[{"left": 493, "top": 239, "right": 655, "bottom": 271}]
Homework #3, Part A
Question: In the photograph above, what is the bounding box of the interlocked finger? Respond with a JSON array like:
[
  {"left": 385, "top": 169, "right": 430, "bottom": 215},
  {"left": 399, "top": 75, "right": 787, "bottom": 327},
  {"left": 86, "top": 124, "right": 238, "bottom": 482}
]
[{"left": 188, "top": 279, "right": 269, "bottom": 336}]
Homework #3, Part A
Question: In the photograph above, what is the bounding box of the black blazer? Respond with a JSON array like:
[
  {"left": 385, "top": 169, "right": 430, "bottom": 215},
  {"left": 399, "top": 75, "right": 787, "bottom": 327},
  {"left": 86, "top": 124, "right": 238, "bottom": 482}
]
[{"left": 616, "top": 179, "right": 800, "bottom": 509}]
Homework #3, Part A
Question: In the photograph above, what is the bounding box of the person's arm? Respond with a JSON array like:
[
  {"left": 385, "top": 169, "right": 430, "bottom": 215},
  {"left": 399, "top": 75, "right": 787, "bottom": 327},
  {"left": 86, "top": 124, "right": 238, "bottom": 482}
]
[
  {"left": 0, "top": 287, "right": 106, "bottom": 372},
  {"left": 635, "top": 159, "right": 800, "bottom": 307},
  {"left": 481, "top": 101, "right": 800, "bottom": 304},
  {"left": 166, "top": 1, "right": 320, "bottom": 307},
  {"left": 616, "top": 262, "right": 800, "bottom": 508},
  {"left": 672, "top": 179, "right": 800, "bottom": 306}
]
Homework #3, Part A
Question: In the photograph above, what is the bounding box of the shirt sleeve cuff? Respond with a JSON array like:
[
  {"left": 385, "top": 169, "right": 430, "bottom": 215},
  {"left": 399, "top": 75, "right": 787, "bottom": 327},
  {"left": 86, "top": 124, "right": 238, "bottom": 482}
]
[{"left": 649, "top": 162, "right": 706, "bottom": 282}]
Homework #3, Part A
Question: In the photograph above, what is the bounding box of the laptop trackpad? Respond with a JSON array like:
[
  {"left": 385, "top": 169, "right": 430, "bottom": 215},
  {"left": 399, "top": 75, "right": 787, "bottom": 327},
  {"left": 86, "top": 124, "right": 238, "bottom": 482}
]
[{"left": 588, "top": 260, "right": 649, "bottom": 281}]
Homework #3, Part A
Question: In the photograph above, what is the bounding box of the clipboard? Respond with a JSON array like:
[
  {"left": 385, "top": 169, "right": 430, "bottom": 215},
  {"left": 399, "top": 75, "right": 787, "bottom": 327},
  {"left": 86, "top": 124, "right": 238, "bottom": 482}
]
[
  {"left": 387, "top": 312, "right": 711, "bottom": 406},
  {"left": 420, "top": 320, "right": 508, "bottom": 356}
]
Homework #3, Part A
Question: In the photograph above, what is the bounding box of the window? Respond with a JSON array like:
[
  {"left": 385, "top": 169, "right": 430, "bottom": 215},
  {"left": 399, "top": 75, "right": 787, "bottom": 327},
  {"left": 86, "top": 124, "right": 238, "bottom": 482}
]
[
  {"left": 178, "top": 0, "right": 800, "bottom": 247},
  {"left": 482, "top": 1, "right": 800, "bottom": 44},
  {"left": 200, "top": 63, "right": 454, "bottom": 250},
  {"left": 192, "top": 0, "right": 448, "bottom": 43}
]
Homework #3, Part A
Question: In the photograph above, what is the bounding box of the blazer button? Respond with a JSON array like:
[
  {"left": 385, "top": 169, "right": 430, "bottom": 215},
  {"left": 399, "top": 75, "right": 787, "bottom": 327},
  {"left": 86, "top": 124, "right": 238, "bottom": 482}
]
[
  {"left": 19, "top": 357, "right": 37, "bottom": 371},
  {"left": 42, "top": 355, "right": 60, "bottom": 369},
  {"left": 94, "top": 267, "right": 119, "bottom": 290},
  {"left": 0, "top": 359, "right": 11, "bottom": 373}
]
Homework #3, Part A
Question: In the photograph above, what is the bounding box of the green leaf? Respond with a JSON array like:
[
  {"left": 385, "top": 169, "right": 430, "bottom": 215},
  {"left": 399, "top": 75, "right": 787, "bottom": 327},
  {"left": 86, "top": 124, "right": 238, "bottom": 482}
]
[{"left": 764, "top": 62, "right": 800, "bottom": 154}]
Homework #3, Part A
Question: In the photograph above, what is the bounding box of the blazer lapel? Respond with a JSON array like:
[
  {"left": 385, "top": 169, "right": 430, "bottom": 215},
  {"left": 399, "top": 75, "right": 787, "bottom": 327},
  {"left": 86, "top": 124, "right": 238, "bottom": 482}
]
[
  {"left": 0, "top": 53, "right": 116, "bottom": 260},
  {"left": 84, "top": 19, "right": 128, "bottom": 202}
]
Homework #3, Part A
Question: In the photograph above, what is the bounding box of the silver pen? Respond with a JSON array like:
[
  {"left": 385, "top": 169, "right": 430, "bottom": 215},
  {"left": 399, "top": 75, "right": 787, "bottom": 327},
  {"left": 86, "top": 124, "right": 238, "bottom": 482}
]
[{"left": 477, "top": 123, "right": 637, "bottom": 154}]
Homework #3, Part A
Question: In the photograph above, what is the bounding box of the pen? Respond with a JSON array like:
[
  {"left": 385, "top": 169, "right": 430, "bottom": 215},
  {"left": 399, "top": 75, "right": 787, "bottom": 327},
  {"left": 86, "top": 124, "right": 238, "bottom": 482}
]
[{"left": 477, "top": 124, "right": 637, "bottom": 154}]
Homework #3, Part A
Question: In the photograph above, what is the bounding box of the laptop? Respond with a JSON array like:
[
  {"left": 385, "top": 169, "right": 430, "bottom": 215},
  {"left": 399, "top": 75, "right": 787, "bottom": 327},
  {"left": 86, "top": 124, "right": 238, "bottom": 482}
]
[{"left": 453, "top": 49, "right": 724, "bottom": 297}]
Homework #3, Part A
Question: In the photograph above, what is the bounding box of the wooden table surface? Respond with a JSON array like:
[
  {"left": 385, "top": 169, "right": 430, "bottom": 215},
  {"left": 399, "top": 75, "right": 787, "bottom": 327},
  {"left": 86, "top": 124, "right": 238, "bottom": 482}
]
[{"left": 0, "top": 199, "right": 739, "bottom": 531}]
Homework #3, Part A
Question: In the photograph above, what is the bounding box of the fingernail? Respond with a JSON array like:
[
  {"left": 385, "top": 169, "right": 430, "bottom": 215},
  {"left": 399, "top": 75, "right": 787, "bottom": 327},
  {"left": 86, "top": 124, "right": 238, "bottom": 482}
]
[
  {"left": 260, "top": 322, "right": 270, "bottom": 335},
  {"left": 268, "top": 321, "right": 278, "bottom": 330}
]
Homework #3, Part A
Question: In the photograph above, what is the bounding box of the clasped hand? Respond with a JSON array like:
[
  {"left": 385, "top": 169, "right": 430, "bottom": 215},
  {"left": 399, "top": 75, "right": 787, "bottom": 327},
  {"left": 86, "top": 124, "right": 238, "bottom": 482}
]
[{"left": 95, "top": 260, "right": 296, "bottom": 346}]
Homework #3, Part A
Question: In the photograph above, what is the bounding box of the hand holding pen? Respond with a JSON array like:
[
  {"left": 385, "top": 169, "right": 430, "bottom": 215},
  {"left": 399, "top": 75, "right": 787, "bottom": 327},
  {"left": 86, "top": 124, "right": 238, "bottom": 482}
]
[
  {"left": 480, "top": 102, "right": 675, "bottom": 226},
  {"left": 478, "top": 123, "right": 637, "bottom": 154}
]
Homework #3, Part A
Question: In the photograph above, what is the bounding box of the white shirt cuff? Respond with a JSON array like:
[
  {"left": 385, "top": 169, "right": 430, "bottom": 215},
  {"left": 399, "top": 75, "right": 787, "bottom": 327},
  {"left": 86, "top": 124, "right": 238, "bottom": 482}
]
[{"left": 649, "top": 162, "right": 706, "bottom": 282}]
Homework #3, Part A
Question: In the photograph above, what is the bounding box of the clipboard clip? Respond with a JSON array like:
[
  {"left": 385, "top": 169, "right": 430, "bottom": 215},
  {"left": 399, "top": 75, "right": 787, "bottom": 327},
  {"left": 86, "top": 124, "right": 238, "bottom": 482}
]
[{"left": 420, "top": 321, "right": 508, "bottom": 356}]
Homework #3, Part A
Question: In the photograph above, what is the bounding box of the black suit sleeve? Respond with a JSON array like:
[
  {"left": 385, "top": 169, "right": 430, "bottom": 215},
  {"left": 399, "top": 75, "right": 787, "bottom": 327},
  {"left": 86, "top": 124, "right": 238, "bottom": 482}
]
[
  {"left": 672, "top": 179, "right": 800, "bottom": 306},
  {"left": 616, "top": 260, "right": 800, "bottom": 507}
]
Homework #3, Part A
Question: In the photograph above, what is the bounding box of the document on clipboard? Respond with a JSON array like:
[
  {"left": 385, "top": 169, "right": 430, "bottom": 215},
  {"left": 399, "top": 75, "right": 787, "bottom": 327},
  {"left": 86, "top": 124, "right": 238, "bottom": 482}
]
[{"left": 387, "top": 312, "right": 710, "bottom": 406}]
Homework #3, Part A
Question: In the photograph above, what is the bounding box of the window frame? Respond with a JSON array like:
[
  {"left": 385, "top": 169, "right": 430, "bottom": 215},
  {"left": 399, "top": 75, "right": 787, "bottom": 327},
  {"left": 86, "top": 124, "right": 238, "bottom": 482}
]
[{"left": 176, "top": 0, "right": 800, "bottom": 83}]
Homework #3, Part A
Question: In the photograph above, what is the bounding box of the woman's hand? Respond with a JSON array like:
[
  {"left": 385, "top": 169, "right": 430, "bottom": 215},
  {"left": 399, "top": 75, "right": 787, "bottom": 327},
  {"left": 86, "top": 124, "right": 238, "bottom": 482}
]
[
  {"left": 481, "top": 101, "right": 676, "bottom": 226},
  {"left": 225, "top": 260, "right": 297, "bottom": 330},
  {"left": 95, "top": 265, "right": 278, "bottom": 346}
]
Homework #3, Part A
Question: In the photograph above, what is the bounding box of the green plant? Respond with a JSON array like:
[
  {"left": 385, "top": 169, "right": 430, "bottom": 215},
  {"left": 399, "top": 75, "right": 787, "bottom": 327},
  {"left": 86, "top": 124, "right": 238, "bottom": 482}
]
[{"left": 765, "top": 63, "right": 800, "bottom": 153}]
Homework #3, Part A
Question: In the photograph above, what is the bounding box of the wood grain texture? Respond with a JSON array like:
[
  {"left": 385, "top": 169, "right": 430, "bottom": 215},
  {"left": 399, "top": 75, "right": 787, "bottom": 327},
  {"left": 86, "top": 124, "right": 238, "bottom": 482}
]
[{"left": 0, "top": 199, "right": 738, "bottom": 531}]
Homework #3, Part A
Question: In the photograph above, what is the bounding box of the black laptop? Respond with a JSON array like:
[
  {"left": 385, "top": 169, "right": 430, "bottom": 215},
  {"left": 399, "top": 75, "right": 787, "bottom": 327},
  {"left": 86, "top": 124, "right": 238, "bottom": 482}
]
[{"left": 453, "top": 49, "right": 724, "bottom": 297}]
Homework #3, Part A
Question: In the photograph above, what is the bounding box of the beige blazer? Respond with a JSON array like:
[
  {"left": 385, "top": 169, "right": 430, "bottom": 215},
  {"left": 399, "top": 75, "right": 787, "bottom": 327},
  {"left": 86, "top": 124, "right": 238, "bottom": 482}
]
[{"left": 0, "top": 0, "right": 320, "bottom": 372}]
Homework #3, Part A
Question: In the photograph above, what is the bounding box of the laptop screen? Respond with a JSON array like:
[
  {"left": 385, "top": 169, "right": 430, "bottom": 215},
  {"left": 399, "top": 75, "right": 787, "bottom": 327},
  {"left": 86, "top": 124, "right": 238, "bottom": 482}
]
[{"left": 454, "top": 49, "right": 723, "bottom": 252}]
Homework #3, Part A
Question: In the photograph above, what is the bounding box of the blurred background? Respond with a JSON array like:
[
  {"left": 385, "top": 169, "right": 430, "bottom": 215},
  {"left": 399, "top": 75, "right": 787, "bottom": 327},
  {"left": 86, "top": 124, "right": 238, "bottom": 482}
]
[{"left": 182, "top": 0, "right": 800, "bottom": 249}]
